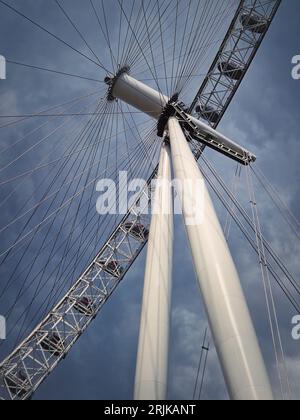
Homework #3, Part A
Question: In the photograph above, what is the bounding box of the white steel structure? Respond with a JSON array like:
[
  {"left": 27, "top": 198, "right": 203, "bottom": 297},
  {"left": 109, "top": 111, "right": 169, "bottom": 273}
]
[
  {"left": 0, "top": 0, "right": 286, "bottom": 401},
  {"left": 110, "top": 70, "right": 273, "bottom": 399},
  {"left": 134, "top": 142, "right": 173, "bottom": 401},
  {"left": 168, "top": 118, "right": 272, "bottom": 400}
]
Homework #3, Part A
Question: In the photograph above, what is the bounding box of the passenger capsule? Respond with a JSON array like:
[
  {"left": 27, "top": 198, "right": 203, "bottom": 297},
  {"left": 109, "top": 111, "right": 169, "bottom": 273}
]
[
  {"left": 124, "top": 222, "right": 149, "bottom": 240},
  {"left": 41, "top": 333, "right": 64, "bottom": 356},
  {"left": 195, "top": 104, "right": 220, "bottom": 124},
  {"left": 100, "top": 259, "right": 124, "bottom": 278},
  {"left": 240, "top": 13, "right": 268, "bottom": 34},
  {"left": 218, "top": 61, "right": 244, "bottom": 81},
  {"left": 74, "top": 297, "right": 95, "bottom": 316}
]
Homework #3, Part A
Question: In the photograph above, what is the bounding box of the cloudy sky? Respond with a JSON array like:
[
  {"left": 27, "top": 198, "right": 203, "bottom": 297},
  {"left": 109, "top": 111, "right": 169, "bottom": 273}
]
[{"left": 0, "top": 0, "right": 299, "bottom": 400}]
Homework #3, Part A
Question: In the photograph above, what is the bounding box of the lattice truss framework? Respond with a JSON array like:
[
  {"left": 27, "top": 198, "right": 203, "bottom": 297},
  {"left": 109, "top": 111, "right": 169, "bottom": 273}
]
[
  {"left": 190, "top": 0, "right": 281, "bottom": 125},
  {"left": 0, "top": 0, "right": 281, "bottom": 400}
]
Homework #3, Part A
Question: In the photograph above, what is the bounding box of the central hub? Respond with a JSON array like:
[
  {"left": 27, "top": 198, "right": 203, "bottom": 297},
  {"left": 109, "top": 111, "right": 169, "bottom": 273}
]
[
  {"left": 104, "top": 67, "right": 169, "bottom": 120},
  {"left": 103, "top": 69, "right": 256, "bottom": 164},
  {"left": 104, "top": 67, "right": 187, "bottom": 137},
  {"left": 105, "top": 66, "right": 131, "bottom": 102}
]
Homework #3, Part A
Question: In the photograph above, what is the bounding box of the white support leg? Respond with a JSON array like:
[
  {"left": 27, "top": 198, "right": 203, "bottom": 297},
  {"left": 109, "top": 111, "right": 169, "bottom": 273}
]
[
  {"left": 168, "top": 117, "right": 274, "bottom": 401},
  {"left": 134, "top": 142, "right": 173, "bottom": 401}
]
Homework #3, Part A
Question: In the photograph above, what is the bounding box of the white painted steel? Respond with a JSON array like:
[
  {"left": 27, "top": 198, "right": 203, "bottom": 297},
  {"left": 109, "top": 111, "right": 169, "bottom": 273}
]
[
  {"left": 112, "top": 73, "right": 256, "bottom": 162},
  {"left": 188, "top": 115, "right": 256, "bottom": 162},
  {"left": 134, "top": 142, "right": 173, "bottom": 401},
  {"left": 112, "top": 73, "right": 169, "bottom": 119},
  {"left": 168, "top": 117, "right": 273, "bottom": 401}
]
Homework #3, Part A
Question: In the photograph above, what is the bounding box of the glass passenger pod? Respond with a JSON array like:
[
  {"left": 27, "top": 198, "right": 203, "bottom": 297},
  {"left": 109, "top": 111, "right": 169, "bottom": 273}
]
[
  {"left": 99, "top": 259, "right": 124, "bottom": 278},
  {"left": 195, "top": 104, "right": 220, "bottom": 124},
  {"left": 40, "top": 333, "right": 64, "bottom": 356},
  {"left": 124, "top": 221, "right": 149, "bottom": 241},
  {"left": 73, "top": 297, "right": 95, "bottom": 316},
  {"left": 218, "top": 61, "right": 244, "bottom": 81},
  {"left": 240, "top": 13, "right": 268, "bottom": 34}
]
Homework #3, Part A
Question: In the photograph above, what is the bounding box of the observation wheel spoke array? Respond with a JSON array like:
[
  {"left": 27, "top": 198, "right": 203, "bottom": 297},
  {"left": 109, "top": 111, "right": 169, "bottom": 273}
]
[{"left": 0, "top": 0, "right": 294, "bottom": 401}]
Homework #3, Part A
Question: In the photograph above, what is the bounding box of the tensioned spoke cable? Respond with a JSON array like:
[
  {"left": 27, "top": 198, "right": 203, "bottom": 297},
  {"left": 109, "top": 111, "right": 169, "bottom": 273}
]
[
  {"left": 6, "top": 59, "right": 105, "bottom": 84},
  {"left": 127, "top": 0, "right": 170, "bottom": 68},
  {"left": 140, "top": 0, "right": 162, "bottom": 96},
  {"left": 5, "top": 122, "right": 159, "bottom": 344},
  {"left": 0, "top": 120, "right": 155, "bottom": 304},
  {"left": 0, "top": 106, "right": 108, "bottom": 240},
  {"left": 130, "top": 0, "right": 193, "bottom": 72},
  {"left": 156, "top": 0, "right": 169, "bottom": 97},
  {"left": 0, "top": 2, "right": 291, "bottom": 404},
  {"left": 176, "top": 0, "right": 217, "bottom": 91},
  {"left": 197, "top": 157, "right": 300, "bottom": 314},
  {"left": 246, "top": 165, "right": 292, "bottom": 400},
  {"left": 4, "top": 110, "right": 107, "bottom": 321},
  {"left": 193, "top": 327, "right": 207, "bottom": 400},
  {"left": 179, "top": 1, "right": 235, "bottom": 93},
  {"left": 177, "top": 0, "right": 214, "bottom": 87},
  {"left": 120, "top": 0, "right": 137, "bottom": 66},
  {"left": 117, "top": 0, "right": 123, "bottom": 66},
  {"left": 0, "top": 110, "right": 147, "bottom": 119},
  {"left": 133, "top": 37, "right": 223, "bottom": 77},
  {"left": 0, "top": 102, "right": 104, "bottom": 176},
  {"left": 128, "top": 2, "right": 221, "bottom": 94},
  {"left": 100, "top": 0, "right": 117, "bottom": 71},
  {"left": 173, "top": 0, "right": 192, "bottom": 92},
  {"left": 129, "top": 0, "right": 177, "bottom": 76},
  {"left": 117, "top": 0, "right": 164, "bottom": 97},
  {"left": 198, "top": 337, "right": 210, "bottom": 401},
  {"left": 0, "top": 99, "right": 107, "bottom": 275},
  {"left": 187, "top": 0, "right": 243, "bottom": 107},
  {"left": 0, "top": 119, "right": 152, "bottom": 187},
  {"left": 199, "top": 154, "right": 300, "bottom": 300},
  {"left": 0, "top": 116, "right": 152, "bottom": 270},
  {"left": 123, "top": 0, "right": 150, "bottom": 66},
  {"left": 170, "top": 0, "right": 179, "bottom": 94},
  {"left": 119, "top": 102, "right": 156, "bottom": 164},
  {"left": 203, "top": 156, "right": 300, "bottom": 293},
  {"left": 0, "top": 122, "right": 156, "bottom": 260},
  {"left": 44, "top": 130, "right": 159, "bottom": 300},
  {"left": 0, "top": 0, "right": 111, "bottom": 73},
  {"left": 89, "top": 0, "right": 117, "bottom": 71},
  {"left": 54, "top": 0, "right": 102, "bottom": 66},
  {"left": 30, "top": 135, "right": 160, "bottom": 345},
  {"left": 0, "top": 95, "right": 103, "bottom": 213},
  {"left": 0, "top": 91, "right": 102, "bottom": 157},
  {"left": 9, "top": 100, "right": 114, "bottom": 339},
  {"left": 0, "top": 88, "right": 104, "bottom": 131},
  {"left": 224, "top": 164, "right": 241, "bottom": 239},
  {"left": 252, "top": 166, "right": 300, "bottom": 239},
  {"left": 128, "top": 0, "right": 173, "bottom": 68},
  {"left": 4, "top": 131, "right": 158, "bottom": 343}
]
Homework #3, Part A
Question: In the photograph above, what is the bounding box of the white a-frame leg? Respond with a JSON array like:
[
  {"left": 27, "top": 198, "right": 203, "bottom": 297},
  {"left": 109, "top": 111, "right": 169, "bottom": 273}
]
[
  {"left": 134, "top": 142, "right": 173, "bottom": 400},
  {"left": 168, "top": 117, "right": 273, "bottom": 401}
]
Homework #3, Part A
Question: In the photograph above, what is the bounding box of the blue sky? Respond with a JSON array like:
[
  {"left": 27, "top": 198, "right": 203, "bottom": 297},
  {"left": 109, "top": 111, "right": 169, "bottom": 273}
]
[{"left": 0, "top": 0, "right": 299, "bottom": 400}]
